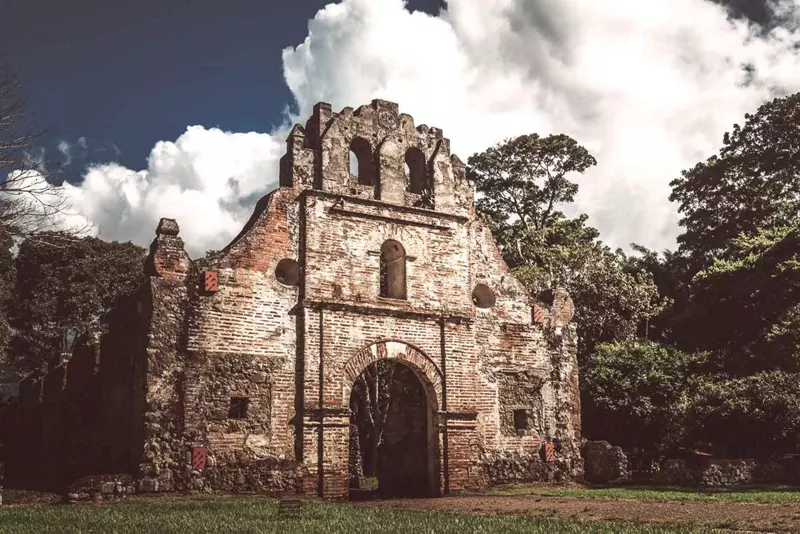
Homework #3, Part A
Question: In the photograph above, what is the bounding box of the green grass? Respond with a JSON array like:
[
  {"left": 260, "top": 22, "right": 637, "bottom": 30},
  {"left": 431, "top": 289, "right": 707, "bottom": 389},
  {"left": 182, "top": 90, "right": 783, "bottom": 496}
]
[
  {"left": 0, "top": 496, "right": 708, "bottom": 534},
  {"left": 488, "top": 483, "right": 800, "bottom": 504}
]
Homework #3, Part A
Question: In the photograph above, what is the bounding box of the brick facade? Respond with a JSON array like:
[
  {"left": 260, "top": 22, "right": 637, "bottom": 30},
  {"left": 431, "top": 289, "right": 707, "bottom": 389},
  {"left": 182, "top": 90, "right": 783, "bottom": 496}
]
[{"left": 5, "top": 99, "right": 582, "bottom": 498}]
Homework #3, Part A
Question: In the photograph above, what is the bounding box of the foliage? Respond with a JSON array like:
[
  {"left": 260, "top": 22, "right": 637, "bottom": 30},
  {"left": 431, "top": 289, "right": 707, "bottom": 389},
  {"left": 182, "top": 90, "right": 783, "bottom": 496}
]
[
  {"left": 686, "top": 370, "right": 800, "bottom": 457},
  {"left": 582, "top": 340, "right": 707, "bottom": 452},
  {"left": 516, "top": 244, "right": 664, "bottom": 363},
  {"left": 9, "top": 232, "right": 145, "bottom": 371},
  {"left": 468, "top": 133, "right": 597, "bottom": 277},
  {"left": 469, "top": 134, "right": 663, "bottom": 363},
  {"left": 687, "top": 224, "right": 800, "bottom": 373},
  {"left": 669, "top": 93, "right": 800, "bottom": 265},
  {"left": 586, "top": 94, "right": 800, "bottom": 457}
]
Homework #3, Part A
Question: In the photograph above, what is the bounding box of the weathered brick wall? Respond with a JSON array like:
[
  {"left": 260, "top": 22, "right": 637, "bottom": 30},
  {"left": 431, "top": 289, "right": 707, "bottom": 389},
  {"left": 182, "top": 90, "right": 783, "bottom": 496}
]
[
  {"left": 4, "top": 99, "right": 581, "bottom": 497},
  {"left": 170, "top": 100, "right": 581, "bottom": 496}
]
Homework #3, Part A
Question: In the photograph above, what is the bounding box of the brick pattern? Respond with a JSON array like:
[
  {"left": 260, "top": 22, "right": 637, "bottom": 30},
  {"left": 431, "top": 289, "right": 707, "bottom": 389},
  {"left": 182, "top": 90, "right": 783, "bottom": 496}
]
[{"left": 4, "top": 100, "right": 582, "bottom": 497}]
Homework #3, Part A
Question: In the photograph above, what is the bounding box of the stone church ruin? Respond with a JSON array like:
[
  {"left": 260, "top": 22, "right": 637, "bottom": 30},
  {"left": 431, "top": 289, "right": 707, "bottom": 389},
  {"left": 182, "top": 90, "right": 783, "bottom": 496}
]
[{"left": 4, "top": 100, "right": 582, "bottom": 498}]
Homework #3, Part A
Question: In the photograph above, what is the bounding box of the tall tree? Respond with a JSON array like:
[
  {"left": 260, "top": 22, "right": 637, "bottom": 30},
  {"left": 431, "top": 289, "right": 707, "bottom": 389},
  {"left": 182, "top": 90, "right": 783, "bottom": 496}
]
[
  {"left": 468, "top": 133, "right": 597, "bottom": 281},
  {"left": 468, "top": 134, "right": 663, "bottom": 362},
  {"left": 670, "top": 93, "right": 800, "bottom": 266},
  {"left": 668, "top": 92, "right": 800, "bottom": 357},
  {"left": 9, "top": 232, "right": 146, "bottom": 371}
]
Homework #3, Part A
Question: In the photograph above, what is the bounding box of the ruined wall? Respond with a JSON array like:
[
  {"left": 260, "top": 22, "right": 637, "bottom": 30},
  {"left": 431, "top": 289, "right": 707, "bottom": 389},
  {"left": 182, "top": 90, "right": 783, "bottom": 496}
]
[
  {"left": 280, "top": 100, "right": 475, "bottom": 218},
  {"left": 3, "top": 291, "right": 150, "bottom": 492},
  {"left": 658, "top": 457, "right": 800, "bottom": 486},
  {"left": 165, "top": 99, "right": 581, "bottom": 496},
  {"left": 4, "top": 99, "right": 581, "bottom": 498}
]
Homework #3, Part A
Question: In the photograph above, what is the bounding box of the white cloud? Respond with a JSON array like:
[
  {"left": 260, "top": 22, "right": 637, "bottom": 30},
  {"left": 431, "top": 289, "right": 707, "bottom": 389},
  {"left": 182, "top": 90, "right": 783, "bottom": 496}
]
[
  {"left": 60, "top": 0, "right": 800, "bottom": 256},
  {"left": 57, "top": 140, "right": 73, "bottom": 166},
  {"left": 60, "top": 126, "right": 283, "bottom": 256}
]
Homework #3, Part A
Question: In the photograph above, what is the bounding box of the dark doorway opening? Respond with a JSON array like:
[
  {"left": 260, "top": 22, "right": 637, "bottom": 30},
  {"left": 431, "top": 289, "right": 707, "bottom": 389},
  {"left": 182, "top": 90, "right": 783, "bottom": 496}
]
[{"left": 348, "top": 359, "right": 435, "bottom": 498}]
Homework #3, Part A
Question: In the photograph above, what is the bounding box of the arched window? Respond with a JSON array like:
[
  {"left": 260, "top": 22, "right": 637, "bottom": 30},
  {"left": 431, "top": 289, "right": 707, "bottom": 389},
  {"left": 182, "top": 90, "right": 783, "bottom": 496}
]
[
  {"left": 380, "top": 240, "right": 406, "bottom": 299},
  {"left": 405, "top": 147, "right": 428, "bottom": 194},
  {"left": 350, "top": 137, "right": 376, "bottom": 186}
]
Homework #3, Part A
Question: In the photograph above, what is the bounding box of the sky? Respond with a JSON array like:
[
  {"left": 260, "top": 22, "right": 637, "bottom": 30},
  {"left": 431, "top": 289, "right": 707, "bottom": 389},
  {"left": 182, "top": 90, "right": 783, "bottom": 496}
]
[{"left": 2, "top": 0, "right": 800, "bottom": 257}]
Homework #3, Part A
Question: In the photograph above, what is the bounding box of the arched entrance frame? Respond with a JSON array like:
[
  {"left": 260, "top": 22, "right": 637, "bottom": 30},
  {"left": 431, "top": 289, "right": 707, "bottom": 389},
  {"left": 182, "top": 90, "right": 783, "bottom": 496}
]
[{"left": 342, "top": 340, "right": 442, "bottom": 497}]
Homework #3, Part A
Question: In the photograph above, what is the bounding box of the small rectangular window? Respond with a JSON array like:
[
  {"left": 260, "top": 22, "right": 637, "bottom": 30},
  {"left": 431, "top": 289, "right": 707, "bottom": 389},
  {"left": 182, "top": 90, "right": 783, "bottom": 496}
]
[
  {"left": 228, "top": 397, "right": 249, "bottom": 419},
  {"left": 513, "top": 409, "right": 529, "bottom": 433}
]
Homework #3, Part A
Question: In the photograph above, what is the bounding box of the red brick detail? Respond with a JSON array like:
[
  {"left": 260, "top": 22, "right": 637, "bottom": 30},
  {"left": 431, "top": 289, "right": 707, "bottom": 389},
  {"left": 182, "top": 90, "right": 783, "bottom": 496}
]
[
  {"left": 544, "top": 443, "right": 555, "bottom": 463},
  {"left": 532, "top": 305, "right": 544, "bottom": 324},
  {"left": 192, "top": 447, "right": 207, "bottom": 470},
  {"left": 203, "top": 271, "right": 219, "bottom": 293}
]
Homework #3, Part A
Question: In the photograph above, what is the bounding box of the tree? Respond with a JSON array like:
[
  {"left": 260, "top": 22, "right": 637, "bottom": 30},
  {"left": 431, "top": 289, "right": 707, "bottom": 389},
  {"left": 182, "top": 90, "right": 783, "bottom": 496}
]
[
  {"left": 0, "top": 60, "right": 80, "bottom": 241},
  {"left": 688, "top": 223, "right": 800, "bottom": 374},
  {"left": 9, "top": 232, "right": 146, "bottom": 371},
  {"left": 582, "top": 340, "right": 708, "bottom": 453},
  {"left": 687, "top": 370, "right": 800, "bottom": 457},
  {"left": 670, "top": 92, "right": 800, "bottom": 266},
  {"left": 667, "top": 93, "right": 800, "bottom": 362},
  {"left": 468, "top": 134, "right": 663, "bottom": 362},
  {"left": 656, "top": 93, "right": 800, "bottom": 458},
  {"left": 349, "top": 360, "right": 398, "bottom": 479},
  {"left": 468, "top": 133, "right": 597, "bottom": 280},
  {"left": 0, "top": 229, "right": 14, "bottom": 378}
]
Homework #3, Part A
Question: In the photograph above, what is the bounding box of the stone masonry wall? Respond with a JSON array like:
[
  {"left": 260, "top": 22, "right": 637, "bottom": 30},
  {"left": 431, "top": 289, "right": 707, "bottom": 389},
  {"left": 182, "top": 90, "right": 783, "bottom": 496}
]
[
  {"left": 177, "top": 99, "right": 582, "bottom": 496},
  {"left": 659, "top": 457, "right": 800, "bottom": 486},
  {"left": 5, "top": 100, "right": 581, "bottom": 497}
]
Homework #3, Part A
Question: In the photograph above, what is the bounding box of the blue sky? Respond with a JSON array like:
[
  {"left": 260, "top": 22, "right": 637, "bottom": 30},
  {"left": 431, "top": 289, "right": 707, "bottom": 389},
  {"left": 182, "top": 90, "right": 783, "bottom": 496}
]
[
  {"left": 2, "top": 0, "right": 798, "bottom": 256},
  {"left": 2, "top": 0, "right": 442, "bottom": 183}
]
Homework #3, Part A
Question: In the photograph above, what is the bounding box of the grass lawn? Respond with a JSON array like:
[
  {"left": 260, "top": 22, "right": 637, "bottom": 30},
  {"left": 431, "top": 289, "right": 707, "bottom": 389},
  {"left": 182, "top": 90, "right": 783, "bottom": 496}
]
[
  {"left": 0, "top": 496, "right": 708, "bottom": 534},
  {"left": 488, "top": 483, "right": 800, "bottom": 504}
]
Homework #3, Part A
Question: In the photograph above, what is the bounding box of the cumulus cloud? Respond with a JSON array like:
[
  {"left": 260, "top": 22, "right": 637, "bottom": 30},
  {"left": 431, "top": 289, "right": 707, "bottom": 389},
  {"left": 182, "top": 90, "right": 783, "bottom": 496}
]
[
  {"left": 283, "top": 0, "right": 800, "bottom": 250},
  {"left": 60, "top": 127, "right": 283, "bottom": 255},
  {"left": 61, "top": 0, "right": 800, "bottom": 256}
]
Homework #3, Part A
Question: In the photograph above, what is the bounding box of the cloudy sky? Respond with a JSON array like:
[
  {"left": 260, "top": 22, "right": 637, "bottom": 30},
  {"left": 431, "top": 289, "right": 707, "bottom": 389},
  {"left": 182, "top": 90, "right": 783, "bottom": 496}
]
[{"left": 3, "top": 0, "right": 800, "bottom": 257}]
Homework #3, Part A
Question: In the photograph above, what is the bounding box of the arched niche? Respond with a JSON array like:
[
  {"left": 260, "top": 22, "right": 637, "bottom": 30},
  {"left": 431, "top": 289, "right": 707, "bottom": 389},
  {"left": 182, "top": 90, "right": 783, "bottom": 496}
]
[{"left": 380, "top": 240, "right": 406, "bottom": 300}]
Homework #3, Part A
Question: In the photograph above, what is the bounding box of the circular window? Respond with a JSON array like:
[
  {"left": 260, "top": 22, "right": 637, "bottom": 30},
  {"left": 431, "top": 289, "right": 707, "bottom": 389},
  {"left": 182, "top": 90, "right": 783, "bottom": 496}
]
[
  {"left": 275, "top": 259, "right": 300, "bottom": 286},
  {"left": 472, "top": 284, "right": 496, "bottom": 308}
]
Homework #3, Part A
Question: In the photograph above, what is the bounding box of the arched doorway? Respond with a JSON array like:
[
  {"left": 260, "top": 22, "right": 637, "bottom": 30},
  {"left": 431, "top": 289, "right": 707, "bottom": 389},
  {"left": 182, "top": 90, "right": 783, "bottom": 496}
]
[{"left": 344, "top": 341, "right": 441, "bottom": 498}]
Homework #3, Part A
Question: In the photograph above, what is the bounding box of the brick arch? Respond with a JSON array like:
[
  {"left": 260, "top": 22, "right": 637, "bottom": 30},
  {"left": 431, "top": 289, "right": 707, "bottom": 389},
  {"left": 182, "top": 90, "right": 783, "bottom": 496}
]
[{"left": 342, "top": 340, "right": 442, "bottom": 407}]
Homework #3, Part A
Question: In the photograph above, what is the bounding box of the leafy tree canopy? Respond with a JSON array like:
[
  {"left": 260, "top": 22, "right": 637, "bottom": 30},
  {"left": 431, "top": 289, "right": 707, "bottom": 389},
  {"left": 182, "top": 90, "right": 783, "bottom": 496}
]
[
  {"left": 468, "top": 134, "right": 597, "bottom": 275},
  {"left": 687, "top": 370, "right": 800, "bottom": 457},
  {"left": 688, "top": 223, "right": 800, "bottom": 373},
  {"left": 670, "top": 93, "right": 800, "bottom": 265},
  {"left": 468, "top": 133, "right": 663, "bottom": 362},
  {"left": 10, "top": 232, "right": 146, "bottom": 372},
  {"left": 582, "top": 340, "right": 708, "bottom": 453}
]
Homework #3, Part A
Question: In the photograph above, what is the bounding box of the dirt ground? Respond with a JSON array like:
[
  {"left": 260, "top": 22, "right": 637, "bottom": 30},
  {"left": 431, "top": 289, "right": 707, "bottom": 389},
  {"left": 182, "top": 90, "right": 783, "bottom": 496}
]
[{"left": 355, "top": 494, "right": 800, "bottom": 532}]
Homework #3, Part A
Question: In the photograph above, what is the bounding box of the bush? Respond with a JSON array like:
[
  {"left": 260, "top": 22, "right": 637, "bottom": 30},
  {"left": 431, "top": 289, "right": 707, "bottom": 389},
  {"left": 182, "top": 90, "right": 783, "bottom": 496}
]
[
  {"left": 582, "top": 340, "right": 706, "bottom": 453},
  {"left": 686, "top": 370, "right": 800, "bottom": 457}
]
